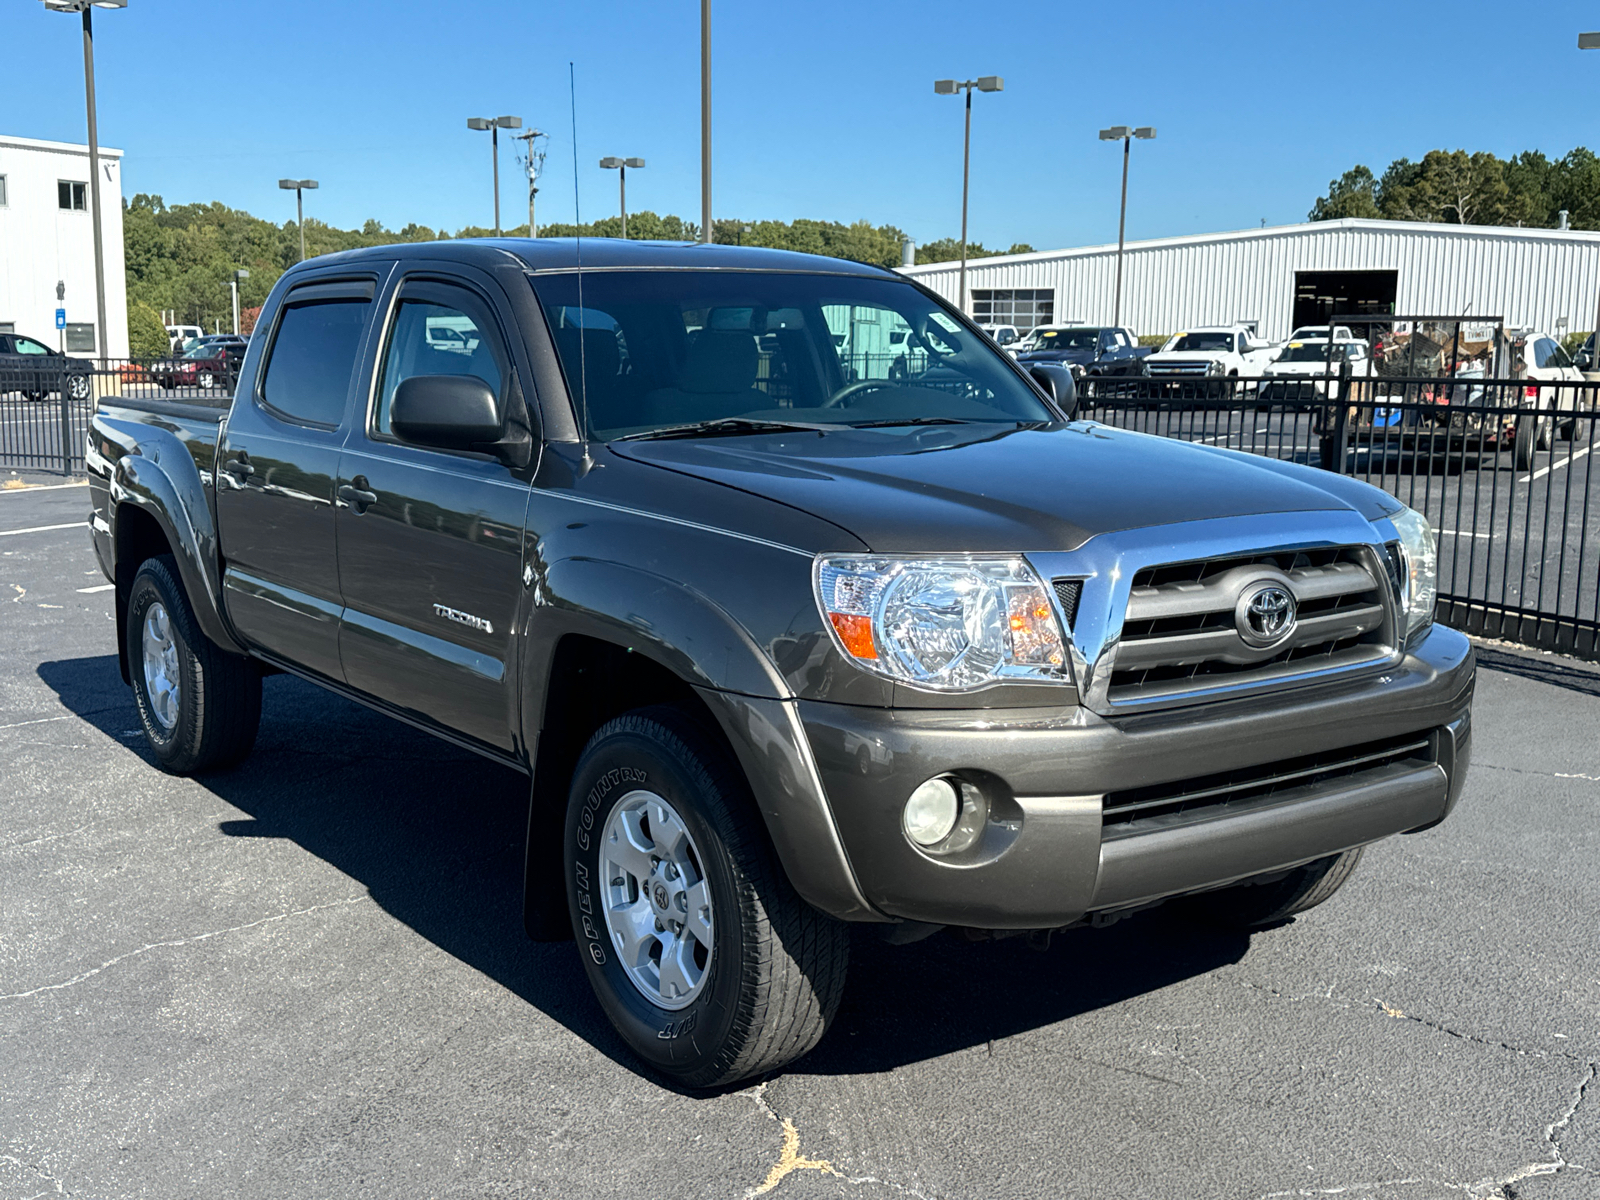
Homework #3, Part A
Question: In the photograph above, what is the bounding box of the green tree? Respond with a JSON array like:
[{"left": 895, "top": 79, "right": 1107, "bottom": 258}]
[
  {"left": 126, "top": 300, "right": 169, "bottom": 358},
  {"left": 914, "top": 238, "right": 1030, "bottom": 265},
  {"left": 1309, "top": 165, "right": 1382, "bottom": 220}
]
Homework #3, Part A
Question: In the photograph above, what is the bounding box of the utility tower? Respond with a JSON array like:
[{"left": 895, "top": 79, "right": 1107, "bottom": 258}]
[{"left": 513, "top": 128, "right": 549, "bottom": 236}]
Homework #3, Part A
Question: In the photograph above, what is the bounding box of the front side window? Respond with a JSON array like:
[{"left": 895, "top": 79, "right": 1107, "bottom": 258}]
[
  {"left": 534, "top": 271, "right": 1054, "bottom": 440},
  {"left": 57, "top": 181, "right": 87, "bottom": 211},
  {"left": 260, "top": 298, "right": 370, "bottom": 427},
  {"left": 374, "top": 286, "right": 505, "bottom": 437}
]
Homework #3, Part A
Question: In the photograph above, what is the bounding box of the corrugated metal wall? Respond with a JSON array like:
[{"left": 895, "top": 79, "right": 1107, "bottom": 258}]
[{"left": 899, "top": 219, "right": 1600, "bottom": 342}]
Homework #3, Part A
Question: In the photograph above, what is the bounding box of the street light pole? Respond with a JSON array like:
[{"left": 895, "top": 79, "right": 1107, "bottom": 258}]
[
  {"left": 599, "top": 158, "right": 645, "bottom": 239},
  {"left": 44, "top": 1, "right": 125, "bottom": 364},
  {"left": 230, "top": 268, "right": 249, "bottom": 336},
  {"left": 468, "top": 116, "right": 523, "bottom": 236},
  {"left": 1098, "top": 125, "right": 1156, "bottom": 328},
  {"left": 934, "top": 76, "right": 1003, "bottom": 315},
  {"left": 1582, "top": 33, "right": 1600, "bottom": 353},
  {"left": 701, "top": 0, "right": 713, "bottom": 243},
  {"left": 278, "top": 179, "right": 318, "bottom": 262}
]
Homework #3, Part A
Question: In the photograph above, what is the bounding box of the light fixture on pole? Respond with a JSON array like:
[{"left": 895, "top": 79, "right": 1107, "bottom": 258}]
[
  {"left": 43, "top": 0, "right": 125, "bottom": 365},
  {"left": 701, "top": 0, "right": 712, "bottom": 242},
  {"left": 1098, "top": 124, "right": 1156, "bottom": 328},
  {"left": 933, "top": 75, "right": 1003, "bottom": 315},
  {"left": 278, "top": 179, "right": 318, "bottom": 262},
  {"left": 599, "top": 157, "right": 645, "bottom": 240},
  {"left": 230, "top": 268, "right": 250, "bottom": 336},
  {"left": 468, "top": 115, "right": 522, "bottom": 236}
]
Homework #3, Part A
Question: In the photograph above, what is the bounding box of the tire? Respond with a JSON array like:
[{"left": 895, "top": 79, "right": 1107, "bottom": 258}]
[
  {"left": 564, "top": 706, "right": 849, "bottom": 1087},
  {"left": 1513, "top": 415, "right": 1548, "bottom": 471},
  {"left": 1183, "top": 848, "right": 1363, "bottom": 928},
  {"left": 127, "top": 555, "right": 261, "bottom": 774}
]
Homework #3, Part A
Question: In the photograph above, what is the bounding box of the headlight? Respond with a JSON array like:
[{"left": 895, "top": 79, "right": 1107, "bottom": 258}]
[
  {"left": 815, "top": 555, "right": 1070, "bottom": 692},
  {"left": 1389, "top": 507, "right": 1437, "bottom": 643}
]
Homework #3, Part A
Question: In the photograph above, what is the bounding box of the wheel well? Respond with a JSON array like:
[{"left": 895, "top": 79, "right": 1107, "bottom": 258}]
[
  {"left": 112, "top": 504, "right": 174, "bottom": 684},
  {"left": 523, "top": 633, "right": 732, "bottom": 940}
]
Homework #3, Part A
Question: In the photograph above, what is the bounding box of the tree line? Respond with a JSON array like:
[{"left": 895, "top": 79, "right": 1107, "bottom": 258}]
[
  {"left": 122, "top": 193, "right": 1031, "bottom": 356},
  {"left": 1310, "top": 147, "right": 1600, "bottom": 228}
]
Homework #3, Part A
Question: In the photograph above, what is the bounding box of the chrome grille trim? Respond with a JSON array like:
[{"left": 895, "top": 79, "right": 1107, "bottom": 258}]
[{"left": 1025, "top": 511, "right": 1408, "bottom": 716}]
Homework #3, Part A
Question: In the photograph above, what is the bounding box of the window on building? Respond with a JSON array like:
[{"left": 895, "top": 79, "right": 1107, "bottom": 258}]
[
  {"left": 970, "top": 288, "right": 1054, "bottom": 331},
  {"left": 0, "top": 175, "right": 8, "bottom": 206},
  {"left": 0, "top": 323, "right": 14, "bottom": 335},
  {"left": 58, "top": 181, "right": 87, "bottom": 211},
  {"left": 65, "top": 324, "right": 97, "bottom": 354}
]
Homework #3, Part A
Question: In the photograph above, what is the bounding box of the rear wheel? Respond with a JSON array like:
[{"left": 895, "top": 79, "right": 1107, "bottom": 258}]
[
  {"left": 127, "top": 555, "right": 261, "bottom": 773},
  {"left": 1182, "top": 848, "right": 1363, "bottom": 928},
  {"left": 1513, "top": 414, "right": 1552, "bottom": 470},
  {"left": 565, "top": 706, "right": 849, "bottom": 1086}
]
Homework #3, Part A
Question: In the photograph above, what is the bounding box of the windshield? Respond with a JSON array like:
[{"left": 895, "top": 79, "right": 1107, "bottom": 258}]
[
  {"left": 1278, "top": 342, "right": 1340, "bottom": 363},
  {"left": 1022, "top": 328, "right": 1099, "bottom": 353},
  {"left": 532, "top": 271, "right": 1055, "bottom": 439},
  {"left": 1166, "top": 332, "right": 1235, "bottom": 353}
]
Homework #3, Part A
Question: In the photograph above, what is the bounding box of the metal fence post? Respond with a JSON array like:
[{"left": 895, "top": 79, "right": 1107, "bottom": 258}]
[{"left": 58, "top": 376, "right": 73, "bottom": 476}]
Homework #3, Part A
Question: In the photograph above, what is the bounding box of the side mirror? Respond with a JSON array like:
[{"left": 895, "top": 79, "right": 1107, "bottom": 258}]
[
  {"left": 1028, "top": 363, "right": 1078, "bottom": 419},
  {"left": 391, "top": 374, "right": 502, "bottom": 451}
]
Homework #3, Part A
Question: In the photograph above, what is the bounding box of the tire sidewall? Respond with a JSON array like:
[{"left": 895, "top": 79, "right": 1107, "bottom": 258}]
[
  {"left": 127, "top": 564, "right": 192, "bottom": 764},
  {"left": 564, "top": 721, "right": 747, "bottom": 1079}
]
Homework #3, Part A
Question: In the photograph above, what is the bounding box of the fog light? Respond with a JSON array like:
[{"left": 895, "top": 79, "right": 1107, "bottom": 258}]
[{"left": 904, "top": 777, "right": 961, "bottom": 847}]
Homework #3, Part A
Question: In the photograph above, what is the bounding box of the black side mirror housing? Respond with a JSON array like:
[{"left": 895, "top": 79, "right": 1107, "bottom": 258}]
[
  {"left": 1028, "top": 363, "right": 1079, "bottom": 420},
  {"left": 391, "top": 375, "right": 503, "bottom": 452}
]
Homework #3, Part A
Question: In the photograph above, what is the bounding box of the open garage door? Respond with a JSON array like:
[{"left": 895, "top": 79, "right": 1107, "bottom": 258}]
[{"left": 1293, "top": 270, "right": 1397, "bottom": 329}]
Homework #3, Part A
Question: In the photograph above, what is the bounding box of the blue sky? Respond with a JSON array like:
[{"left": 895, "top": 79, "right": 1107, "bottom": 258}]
[{"left": 7, "top": 0, "right": 1600, "bottom": 250}]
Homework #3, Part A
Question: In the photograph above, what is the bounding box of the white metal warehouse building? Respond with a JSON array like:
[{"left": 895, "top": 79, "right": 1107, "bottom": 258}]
[{"left": 898, "top": 218, "right": 1600, "bottom": 344}]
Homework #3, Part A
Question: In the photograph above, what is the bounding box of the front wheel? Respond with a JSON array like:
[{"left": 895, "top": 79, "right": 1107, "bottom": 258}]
[
  {"left": 1182, "top": 848, "right": 1363, "bottom": 928},
  {"left": 565, "top": 707, "right": 849, "bottom": 1087},
  {"left": 127, "top": 555, "right": 262, "bottom": 773}
]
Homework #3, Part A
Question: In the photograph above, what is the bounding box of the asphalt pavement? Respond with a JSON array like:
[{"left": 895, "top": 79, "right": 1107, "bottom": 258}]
[{"left": 1, "top": 477, "right": 1598, "bottom": 1200}]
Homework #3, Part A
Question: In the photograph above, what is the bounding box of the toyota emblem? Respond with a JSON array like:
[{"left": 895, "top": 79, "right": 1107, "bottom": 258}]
[{"left": 1236, "top": 582, "right": 1297, "bottom": 648}]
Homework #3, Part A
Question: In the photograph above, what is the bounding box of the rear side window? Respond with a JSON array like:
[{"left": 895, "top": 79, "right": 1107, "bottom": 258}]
[{"left": 260, "top": 299, "right": 370, "bottom": 427}]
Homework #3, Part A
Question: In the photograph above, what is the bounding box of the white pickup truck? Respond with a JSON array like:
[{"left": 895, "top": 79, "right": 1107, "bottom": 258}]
[{"left": 1145, "top": 325, "right": 1278, "bottom": 380}]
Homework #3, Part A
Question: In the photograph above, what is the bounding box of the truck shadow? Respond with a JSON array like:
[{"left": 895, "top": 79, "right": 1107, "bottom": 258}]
[{"left": 40, "top": 654, "right": 1251, "bottom": 1088}]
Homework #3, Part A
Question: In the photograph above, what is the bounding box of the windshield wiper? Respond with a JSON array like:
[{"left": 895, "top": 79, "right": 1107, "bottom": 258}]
[
  {"left": 614, "top": 417, "right": 847, "bottom": 442},
  {"left": 847, "top": 416, "right": 972, "bottom": 428}
]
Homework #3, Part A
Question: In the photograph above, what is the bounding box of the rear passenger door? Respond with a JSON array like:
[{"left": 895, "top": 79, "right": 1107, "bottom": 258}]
[
  {"left": 215, "top": 272, "right": 387, "bottom": 681},
  {"left": 334, "top": 268, "right": 533, "bottom": 753}
]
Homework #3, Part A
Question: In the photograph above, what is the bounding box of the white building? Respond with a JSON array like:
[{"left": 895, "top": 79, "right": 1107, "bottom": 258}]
[
  {"left": 0, "top": 133, "right": 128, "bottom": 358},
  {"left": 900, "top": 218, "right": 1600, "bottom": 343}
]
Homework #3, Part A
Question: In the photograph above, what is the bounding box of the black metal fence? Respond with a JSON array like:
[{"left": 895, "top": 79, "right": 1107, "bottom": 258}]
[
  {"left": 1079, "top": 373, "right": 1600, "bottom": 662},
  {"left": 1, "top": 358, "right": 231, "bottom": 474}
]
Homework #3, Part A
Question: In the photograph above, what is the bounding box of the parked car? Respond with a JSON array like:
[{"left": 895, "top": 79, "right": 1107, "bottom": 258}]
[
  {"left": 1144, "top": 325, "right": 1279, "bottom": 380},
  {"left": 978, "top": 323, "right": 1023, "bottom": 351},
  {"left": 1575, "top": 332, "right": 1596, "bottom": 371},
  {"left": 165, "top": 323, "right": 204, "bottom": 353},
  {"left": 151, "top": 339, "right": 249, "bottom": 391},
  {"left": 1256, "top": 339, "right": 1373, "bottom": 404},
  {"left": 1012, "top": 325, "right": 1149, "bottom": 378},
  {"left": 88, "top": 238, "right": 1474, "bottom": 1088},
  {"left": 0, "top": 332, "right": 93, "bottom": 402}
]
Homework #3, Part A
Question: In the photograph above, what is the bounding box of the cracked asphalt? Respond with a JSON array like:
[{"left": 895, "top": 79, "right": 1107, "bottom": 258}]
[{"left": 2, "top": 476, "right": 1597, "bottom": 1200}]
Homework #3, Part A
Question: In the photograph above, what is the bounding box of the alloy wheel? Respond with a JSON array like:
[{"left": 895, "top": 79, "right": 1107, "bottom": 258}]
[{"left": 141, "top": 601, "right": 181, "bottom": 731}]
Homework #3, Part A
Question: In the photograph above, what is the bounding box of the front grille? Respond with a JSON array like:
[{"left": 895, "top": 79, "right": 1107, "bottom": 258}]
[
  {"left": 1258, "top": 379, "right": 1322, "bottom": 403},
  {"left": 1109, "top": 545, "right": 1393, "bottom": 704},
  {"left": 1147, "top": 360, "right": 1215, "bottom": 376},
  {"left": 1102, "top": 731, "right": 1437, "bottom": 833}
]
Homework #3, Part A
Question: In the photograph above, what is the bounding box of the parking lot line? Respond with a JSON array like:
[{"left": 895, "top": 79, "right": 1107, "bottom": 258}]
[
  {"left": 1436, "top": 529, "right": 1493, "bottom": 539},
  {"left": 76, "top": 583, "right": 114, "bottom": 593},
  {"left": 1520, "top": 445, "right": 1593, "bottom": 485},
  {"left": 1, "top": 481, "right": 88, "bottom": 495},
  {"left": 0, "top": 522, "right": 84, "bottom": 538}
]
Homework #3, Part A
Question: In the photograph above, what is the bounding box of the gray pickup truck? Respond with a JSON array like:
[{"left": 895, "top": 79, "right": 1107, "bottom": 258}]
[{"left": 86, "top": 239, "right": 1473, "bottom": 1087}]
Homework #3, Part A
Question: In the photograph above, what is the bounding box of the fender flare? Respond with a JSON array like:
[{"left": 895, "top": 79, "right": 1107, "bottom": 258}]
[{"left": 111, "top": 442, "right": 247, "bottom": 677}]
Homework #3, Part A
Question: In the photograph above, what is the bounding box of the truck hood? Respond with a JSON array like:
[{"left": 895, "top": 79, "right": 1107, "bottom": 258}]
[
  {"left": 1015, "top": 348, "right": 1094, "bottom": 365},
  {"left": 610, "top": 422, "right": 1388, "bottom": 553}
]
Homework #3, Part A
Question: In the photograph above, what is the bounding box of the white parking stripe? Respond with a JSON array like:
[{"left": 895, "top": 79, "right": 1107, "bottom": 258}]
[
  {"left": 1435, "top": 529, "right": 1493, "bottom": 539},
  {"left": 76, "top": 583, "right": 114, "bottom": 593},
  {"left": 1519, "top": 445, "right": 1593, "bottom": 485},
  {"left": 0, "top": 481, "right": 88, "bottom": 495},
  {"left": 0, "top": 522, "right": 84, "bottom": 537}
]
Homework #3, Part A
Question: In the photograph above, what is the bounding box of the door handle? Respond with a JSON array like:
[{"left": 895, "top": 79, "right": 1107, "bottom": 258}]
[
  {"left": 338, "top": 478, "right": 378, "bottom": 513},
  {"left": 222, "top": 455, "right": 254, "bottom": 480}
]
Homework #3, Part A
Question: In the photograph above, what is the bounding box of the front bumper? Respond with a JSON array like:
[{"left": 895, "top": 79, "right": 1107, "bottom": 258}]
[{"left": 798, "top": 624, "right": 1474, "bottom": 929}]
